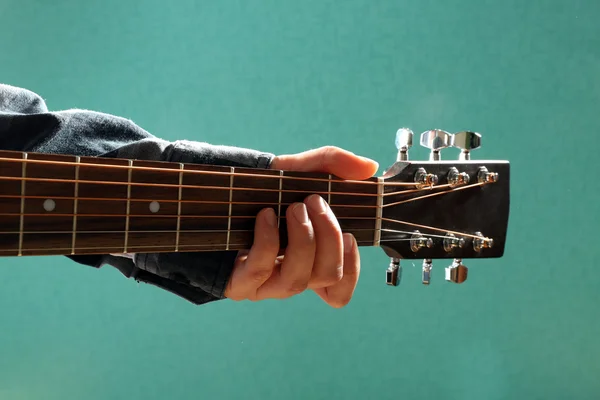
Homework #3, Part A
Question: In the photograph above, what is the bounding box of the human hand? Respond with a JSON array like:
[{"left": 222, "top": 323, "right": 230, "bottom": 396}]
[{"left": 224, "top": 146, "right": 379, "bottom": 308}]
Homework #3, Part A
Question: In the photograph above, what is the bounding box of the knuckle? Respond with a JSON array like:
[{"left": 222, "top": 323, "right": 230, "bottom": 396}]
[
  {"left": 314, "top": 266, "right": 343, "bottom": 286},
  {"left": 247, "top": 267, "right": 272, "bottom": 284},
  {"left": 286, "top": 279, "right": 309, "bottom": 295},
  {"left": 320, "top": 146, "right": 341, "bottom": 167}
]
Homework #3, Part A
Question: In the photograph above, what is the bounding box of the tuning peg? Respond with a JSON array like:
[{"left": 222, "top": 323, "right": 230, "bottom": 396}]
[
  {"left": 420, "top": 129, "right": 453, "bottom": 161},
  {"left": 422, "top": 259, "right": 432, "bottom": 285},
  {"left": 386, "top": 257, "right": 401, "bottom": 286},
  {"left": 395, "top": 128, "right": 413, "bottom": 161},
  {"left": 445, "top": 259, "right": 468, "bottom": 284},
  {"left": 453, "top": 131, "right": 481, "bottom": 160}
]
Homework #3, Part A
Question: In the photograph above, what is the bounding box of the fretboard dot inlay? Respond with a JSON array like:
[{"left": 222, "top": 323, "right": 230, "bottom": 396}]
[
  {"left": 43, "top": 199, "right": 56, "bottom": 212},
  {"left": 149, "top": 201, "right": 160, "bottom": 213}
]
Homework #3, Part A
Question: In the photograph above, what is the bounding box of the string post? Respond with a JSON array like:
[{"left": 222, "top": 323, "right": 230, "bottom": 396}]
[
  {"left": 443, "top": 232, "right": 466, "bottom": 253},
  {"left": 477, "top": 166, "right": 499, "bottom": 183},
  {"left": 395, "top": 128, "right": 414, "bottom": 161},
  {"left": 386, "top": 257, "right": 401, "bottom": 286},
  {"left": 473, "top": 231, "right": 494, "bottom": 252},
  {"left": 414, "top": 167, "right": 438, "bottom": 189},
  {"left": 447, "top": 167, "right": 470, "bottom": 188},
  {"left": 445, "top": 258, "right": 468, "bottom": 284},
  {"left": 453, "top": 131, "right": 482, "bottom": 161},
  {"left": 420, "top": 129, "right": 453, "bottom": 161},
  {"left": 410, "top": 230, "right": 434, "bottom": 253}
]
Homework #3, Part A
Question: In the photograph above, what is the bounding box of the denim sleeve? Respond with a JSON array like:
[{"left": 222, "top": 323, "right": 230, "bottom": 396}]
[{"left": 0, "top": 83, "right": 275, "bottom": 305}]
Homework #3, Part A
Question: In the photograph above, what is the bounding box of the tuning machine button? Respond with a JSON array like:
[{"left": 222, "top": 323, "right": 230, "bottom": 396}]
[
  {"left": 445, "top": 258, "right": 468, "bottom": 283},
  {"left": 395, "top": 128, "right": 413, "bottom": 161},
  {"left": 420, "top": 129, "right": 453, "bottom": 161},
  {"left": 422, "top": 259, "right": 432, "bottom": 285},
  {"left": 453, "top": 131, "right": 481, "bottom": 160},
  {"left": 386, "top": 257, "right": 401, "bottom": 286}
]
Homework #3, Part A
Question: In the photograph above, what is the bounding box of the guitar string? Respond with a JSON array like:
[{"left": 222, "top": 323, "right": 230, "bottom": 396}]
[
  {"left": 382, "top": 181, "right": 487, "bottom": 207},
  {"left": 0, "top": 227, "right": 444, "bottom": 238},
  {"left": 0, "top": 156, "right": 417, "bottom": 187},
  {"left": 0, "top": 178, "right": 493, "bottom": 243},
  {"left": 0, "top": 179, "right": 490, "bottom": 219},
  {"left": 0, "top": 227, "right": 476, "bottom": 253},
  {"left": 0, "top": 240, "right": 421, "bottom": 254},
  {"left": 0, "top": 175, "right": 452, "bottom": 199},
  {"left": 0, "top": 213, "right": 491, "bottom": 243},
  {"left": 0, "top": 194, "right": 392, "bottom": 209}
]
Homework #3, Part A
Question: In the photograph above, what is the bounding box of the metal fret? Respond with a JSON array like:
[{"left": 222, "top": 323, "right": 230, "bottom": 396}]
[
  {"left": 71, "top": 156, "right": 80, "bottom": 254},
  {"left": 374, "top": 177, "right": 384, "bottom": 246},
  {"left": 175, "top": 163, "right": 184, "bottom": 252},
  {"left": 17, "top": 152, "right": 28, "bottom": 256},
  {"left": 226, "top": 167, "right": 234, "bottom": 250},
  {"left": 328, "top": 174, "right": 332, "bottom": 205},
  {"left": 278, "top": 170, "right": 283, "bottom": 227},
  {"left": 124, "top": 160, "right": 133, "bottom": 252}
]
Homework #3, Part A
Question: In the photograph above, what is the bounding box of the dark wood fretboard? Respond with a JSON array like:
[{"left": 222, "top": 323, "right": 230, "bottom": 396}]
[{"left": 0, "top": 151, "right": 381, "bottom": 256}]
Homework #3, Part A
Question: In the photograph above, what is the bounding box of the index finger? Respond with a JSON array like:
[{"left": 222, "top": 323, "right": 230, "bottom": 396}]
[{"left": 270, "top": 146, "right": 379, "bottom": 180}]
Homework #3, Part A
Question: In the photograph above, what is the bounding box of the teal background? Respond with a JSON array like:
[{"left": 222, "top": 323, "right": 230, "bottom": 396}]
[{"left": 1, "top": 1, "right": 598, "bottom": 399}]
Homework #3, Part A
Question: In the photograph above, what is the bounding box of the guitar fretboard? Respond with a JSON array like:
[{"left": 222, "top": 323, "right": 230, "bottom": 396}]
[{"left": 0, "top": 150, "right": 381, "bottom": 256}]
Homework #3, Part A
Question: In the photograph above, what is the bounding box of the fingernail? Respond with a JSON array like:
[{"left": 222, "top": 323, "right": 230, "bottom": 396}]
[
  {"left": 360, "top": 156, "right": 379, "bottom": 168},
  {"left": 293, "top": 203, "right": 309, "bottom": 224},
  {"left": 307, "top": 195, "right": 327, "bottom": 214},
  {"left": 264, "top": 208, "right": 277, "bottom": 227},
  {"left": 343, "top": 233, "right": 354, "bottom": 253}
]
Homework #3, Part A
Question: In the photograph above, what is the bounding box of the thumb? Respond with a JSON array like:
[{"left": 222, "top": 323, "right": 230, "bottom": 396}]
[{"left": 270, "top": 146, "right": 379, "bottom": 180}]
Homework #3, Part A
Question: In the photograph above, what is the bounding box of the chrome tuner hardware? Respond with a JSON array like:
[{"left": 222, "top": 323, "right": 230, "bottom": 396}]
[
  {"left": 414, "top": 167, "right": 438, "bottom": 189},
  {"left": 443, "top": 232, "right": 465, "bottom": 252},
  {"left": 453, "top": 131, "right": 481, "bottom": 160},
  {"left": 411, "top": 230, "right": 433, "bottom": 253},
  {"left": 477, "top": 166, "right": 499, "bottom": 183},
  {"left": 420, "top": 129, "right": 453, "bottom": 161},
  {"left": 445, "top": 258, "right": 468, "bottom": 284},
  {"left": 447, "top": 167, "right": 470, "bottom": 188},
  {"left": 386, "top": 258, "right": 401, "bottom": 286},
  {"left": 473, "top": 231, "right": 494, "bottom": 252},
  {"left": 395, "top": 128, "right": 414, "bottom": 161},
  {"left": 422, "top": 259, "right": 432, "bottom": 285}
]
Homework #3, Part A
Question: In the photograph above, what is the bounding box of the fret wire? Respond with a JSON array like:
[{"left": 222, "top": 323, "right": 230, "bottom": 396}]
[
  {"left": 175, "top": 163, "right": 184, "bottom": 252},
  {"left": 124, "top": 160, "right": 133, "bottom": 253},
  {"left": 71, "top": 156, "right": 80, "bottom": 254},
  {"left": 226, "top": 167, "right": 234, "bottom": 250},
  {"left": 374, "top": 177, "right": 384, "bottom": 246},
  {"left": 328, "top": 174, "right": 332, "bottom": 205},
  {"left": 17, "top": 152, "right": 28, "bottom": 256},
  {"left": 278, "top": 170, "right": 283, "bottom": 227},
  {"left": 0, "top": 176, "right": 386, "bottom": 198},
  {"left": 0, "top": 156, "right": 409, "bottom": 186}
]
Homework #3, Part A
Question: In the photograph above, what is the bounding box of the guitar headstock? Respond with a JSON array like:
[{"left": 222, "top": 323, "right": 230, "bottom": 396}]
[{"left": 379, "top": 128, "right": 510, "bottom": 286}]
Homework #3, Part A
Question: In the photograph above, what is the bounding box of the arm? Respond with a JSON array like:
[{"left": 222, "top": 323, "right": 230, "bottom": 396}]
[
  {"left": 0, "top": 84, "right": 379, "bottom": 308},
  {"left": 0, "top": 83, "right": 274, "bottom": 305}
]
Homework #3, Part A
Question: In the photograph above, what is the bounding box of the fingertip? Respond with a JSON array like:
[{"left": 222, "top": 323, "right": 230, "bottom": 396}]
[
  {"left": 262, "top": 207, "right": 277, "bottom": 228},
  {"left": 343, "top": 233, "right": 355, "bottom": 254}
]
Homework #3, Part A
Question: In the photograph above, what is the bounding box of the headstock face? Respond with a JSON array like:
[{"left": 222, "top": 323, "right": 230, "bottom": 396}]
[{"left": 380, "top": 159, "right": 510, "bottom": 261}]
